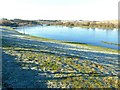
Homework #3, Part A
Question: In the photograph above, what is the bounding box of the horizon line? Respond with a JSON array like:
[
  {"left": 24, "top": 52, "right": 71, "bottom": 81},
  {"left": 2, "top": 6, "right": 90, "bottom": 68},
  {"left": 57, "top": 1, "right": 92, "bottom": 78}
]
[{"left": 0, "top": 18, "right": 118, "bottom": 21}]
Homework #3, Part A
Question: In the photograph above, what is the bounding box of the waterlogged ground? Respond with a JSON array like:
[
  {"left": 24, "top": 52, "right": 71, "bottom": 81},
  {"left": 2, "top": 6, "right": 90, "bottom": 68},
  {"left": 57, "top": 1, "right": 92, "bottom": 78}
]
[{"left": 1, "top": 26, "right": 119, "bottom": 88}]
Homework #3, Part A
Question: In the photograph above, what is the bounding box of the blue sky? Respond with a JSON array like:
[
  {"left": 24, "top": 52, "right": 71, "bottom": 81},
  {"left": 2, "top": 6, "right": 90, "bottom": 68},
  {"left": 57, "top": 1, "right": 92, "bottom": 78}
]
[{"left": 0, "top": 0, "right": 118, "bottom": 20}]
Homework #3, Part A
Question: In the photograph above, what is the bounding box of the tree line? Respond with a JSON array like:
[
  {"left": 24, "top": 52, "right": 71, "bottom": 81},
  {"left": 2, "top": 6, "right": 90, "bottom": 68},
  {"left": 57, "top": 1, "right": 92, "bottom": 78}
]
[
  {"left": 47, "top": 20, "right": 118, "bottom": 29},
  {"left": 0, "top": 18, "right": 118, "bottom": 29},
  {"left": 0, "top": 18, "right": 40, "bottom": 27}
]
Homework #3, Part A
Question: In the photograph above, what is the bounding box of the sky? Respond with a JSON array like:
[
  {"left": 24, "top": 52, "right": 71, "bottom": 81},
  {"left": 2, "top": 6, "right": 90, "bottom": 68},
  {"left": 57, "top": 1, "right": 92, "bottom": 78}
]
[{"left": 0, "top": 0, "right": 119, "bottom": 20}]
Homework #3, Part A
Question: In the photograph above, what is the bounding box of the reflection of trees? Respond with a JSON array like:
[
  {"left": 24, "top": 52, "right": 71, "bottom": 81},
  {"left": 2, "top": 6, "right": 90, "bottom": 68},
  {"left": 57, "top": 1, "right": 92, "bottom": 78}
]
[{"left": 48, "top": 20, "right": 118, "bottom": 29}]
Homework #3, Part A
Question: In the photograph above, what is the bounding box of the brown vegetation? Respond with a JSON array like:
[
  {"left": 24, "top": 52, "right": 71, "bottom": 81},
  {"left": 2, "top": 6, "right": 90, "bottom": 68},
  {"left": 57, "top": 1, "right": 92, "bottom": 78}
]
[
  {"left": 0, "top": 18, "right": 40, "bottom": 27},
  {"left": 0, "top": 18, "right": 118, "bottom": 29},
  {"left": 47, "top": 20, "right": 118, "bottom": 29}
]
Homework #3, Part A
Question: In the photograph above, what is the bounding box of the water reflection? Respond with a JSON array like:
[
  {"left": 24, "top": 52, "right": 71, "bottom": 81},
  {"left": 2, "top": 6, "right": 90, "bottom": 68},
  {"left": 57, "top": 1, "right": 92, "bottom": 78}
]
[{"left": 16, "top": 25, "right": 119, "bottom": 50}]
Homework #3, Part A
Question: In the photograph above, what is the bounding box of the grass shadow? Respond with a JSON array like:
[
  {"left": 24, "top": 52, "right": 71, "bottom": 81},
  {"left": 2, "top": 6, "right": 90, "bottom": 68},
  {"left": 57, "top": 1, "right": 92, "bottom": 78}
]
[{"left": 2, "top": 52, "right": 48, "bottom": 89}]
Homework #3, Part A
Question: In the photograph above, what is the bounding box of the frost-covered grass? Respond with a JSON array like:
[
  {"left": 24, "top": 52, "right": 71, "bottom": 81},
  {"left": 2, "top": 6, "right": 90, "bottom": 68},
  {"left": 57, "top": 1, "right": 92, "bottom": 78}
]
[{"left": 2, "top": 26, "right": 119, "bottom": 88}]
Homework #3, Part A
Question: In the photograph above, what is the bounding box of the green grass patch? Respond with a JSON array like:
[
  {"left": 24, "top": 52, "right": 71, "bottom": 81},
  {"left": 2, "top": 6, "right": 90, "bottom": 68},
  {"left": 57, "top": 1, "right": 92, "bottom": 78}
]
[
  {"left": 0, "top": 26, "right": 14, "bottom": 30},
  {"left": 62, "top": 41, "right": 119, "bottom": 53},
  {"left": 101, "top": 41, "right": 120, "bottom": 46},
  {"left": 62, "top": 41, "right": 87, "bottom": 45}
]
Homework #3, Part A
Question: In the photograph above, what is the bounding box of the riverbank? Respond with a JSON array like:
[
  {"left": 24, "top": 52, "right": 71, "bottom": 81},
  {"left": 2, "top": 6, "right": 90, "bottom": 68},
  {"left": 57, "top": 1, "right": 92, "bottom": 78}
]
[
  {"left": 1, "top": 26, "right": 119, "bottom": 88},
  {"left": 39, "top": 20, "right": 118, "bottom": 29},
  {"left": 0, "top": 19, "right": 118, "bottom": 29},
  {"left": 16, "top": 25, "right": 119, "bottom": 50}
]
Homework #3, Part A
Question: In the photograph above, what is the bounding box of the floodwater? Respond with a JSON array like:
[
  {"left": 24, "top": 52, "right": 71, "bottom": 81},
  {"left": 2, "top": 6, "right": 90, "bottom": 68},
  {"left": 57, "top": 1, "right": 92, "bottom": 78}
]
[{"left": 16, "top": 25, "right": 119, "bottom": 50}]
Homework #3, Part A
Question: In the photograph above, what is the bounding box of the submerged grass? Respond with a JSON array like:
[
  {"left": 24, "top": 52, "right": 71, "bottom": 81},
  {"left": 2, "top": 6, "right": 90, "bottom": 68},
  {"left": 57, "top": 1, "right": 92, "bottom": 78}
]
[
  {"left": 0, "top": 26, "right": 14, "bottom": 30},
  {"left": 23, "top": 34, "right": 119, "bottom": 54},
  {"left": 62, "top": 41, "right": 119, "bottom": 54},
  {"left": 101, "top": 41, "right": 120, "bottom": 46}
]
